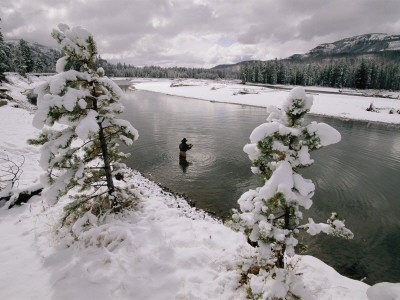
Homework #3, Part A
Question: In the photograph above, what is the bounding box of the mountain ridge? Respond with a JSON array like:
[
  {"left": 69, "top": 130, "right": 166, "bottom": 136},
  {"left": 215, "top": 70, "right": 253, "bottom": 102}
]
[
  {"left": 213, "top": 33, "right": 400, "bottom": 70},
  {"left": 288, "top": 33, "right": 400, "bottom": 61}
]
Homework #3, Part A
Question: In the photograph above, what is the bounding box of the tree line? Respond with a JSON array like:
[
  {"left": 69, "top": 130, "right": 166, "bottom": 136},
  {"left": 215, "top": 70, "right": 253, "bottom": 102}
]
[
  {"left": 0, "top": 29, "right": 237, "bottom": 82},
  {"left": 239, "top": 58, "right": 400, "bottom": 90},
  {"left": 1, "top": 39, "right": 64, "bottom": 77},
  {"left": 96, "top": 58, "right": 238, "bottom": 80},
  {"left": 0, "top": 37, "right": 237, "bottom": 81}
]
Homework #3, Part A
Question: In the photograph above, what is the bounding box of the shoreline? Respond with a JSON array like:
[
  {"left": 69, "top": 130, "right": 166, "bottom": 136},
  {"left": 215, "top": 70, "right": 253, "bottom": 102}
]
[
  {"left": 243, "top": 81, "right": 400, "bottom": 99},
  {"left": 130, "top": 86, "right": 400, "bottom": 128},
  {"left": 134, "top": 168, "right": 227, "bottom": 220}
]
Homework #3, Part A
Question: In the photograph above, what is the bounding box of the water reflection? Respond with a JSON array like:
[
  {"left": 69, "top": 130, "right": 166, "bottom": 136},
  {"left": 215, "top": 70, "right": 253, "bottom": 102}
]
[
  {"left": 179, "top": 155, "right": 191, "bottom": 173},
  {"left": 120, "top": 89, "right": 400, "bottom": 285}
]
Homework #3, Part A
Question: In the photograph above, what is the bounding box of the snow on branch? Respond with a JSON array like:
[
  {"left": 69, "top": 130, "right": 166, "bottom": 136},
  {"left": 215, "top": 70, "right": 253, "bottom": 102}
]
[
  {"left": 227, "top": 86, "right": 353, "bottom": 299},
  {"left": 29, "top": 23, "right": 139, "bottom": 228}
]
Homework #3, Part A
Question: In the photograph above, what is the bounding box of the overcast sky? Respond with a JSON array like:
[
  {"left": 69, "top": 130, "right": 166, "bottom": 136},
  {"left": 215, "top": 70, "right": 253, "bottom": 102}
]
[{"left": 2, "top": 0, "right": 400, "bottom": 67}]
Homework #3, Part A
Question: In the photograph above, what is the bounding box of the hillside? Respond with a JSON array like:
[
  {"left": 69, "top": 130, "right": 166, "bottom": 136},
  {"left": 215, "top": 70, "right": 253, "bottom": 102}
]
[
  {"left": 211, "top": 60, "right": 261, "bottom": 72},
  {"left": 288, "top": 33, "right": 400, "bottom": 63},
  {"left": 4, "top": 39, "right": 63, "bottom": 73},
  {"left": 213, "top": 33, "right": 400, "bottom": 70},
  {"left": 5, "top": 39, "right": 60, "bottom": 58}
]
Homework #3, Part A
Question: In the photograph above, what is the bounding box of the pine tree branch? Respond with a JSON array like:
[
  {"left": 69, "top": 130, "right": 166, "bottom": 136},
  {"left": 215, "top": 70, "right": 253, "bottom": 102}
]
[
  {"left": 271, "top": 213, "right": 286, "bottom": 220},
  {"left": 80, "top": 190, "right": 108, "bottom": 202}
]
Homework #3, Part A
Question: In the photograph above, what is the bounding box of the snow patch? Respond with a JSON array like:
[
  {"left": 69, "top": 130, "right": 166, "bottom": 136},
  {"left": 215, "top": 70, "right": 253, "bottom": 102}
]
[{"left": 75, "top": 109, "right": 99, "bottom": 140}]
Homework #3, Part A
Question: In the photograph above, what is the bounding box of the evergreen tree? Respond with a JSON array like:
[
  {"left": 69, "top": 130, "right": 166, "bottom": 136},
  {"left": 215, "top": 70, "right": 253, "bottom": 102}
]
[
  {"left": 11, "top": 39, "right": 35, "bottom": 76},
  {"left": 295, "top": 67, "right": 305, "bottom": 85},
  {"left": 355, "top": 60, "right": 369, "bottom": 89},
  {"left": 11, "top": 46, "right": 26, "bottom": 75},
  {"left": 34, "top": 55, "right": 46, "bottom": 73},
  {"left": 227, "top": 87, "right": 353, "bottom": 298},
  {"left": 19, "top": 39, "right": 34, "bottom": 73},
  {"left": 28, "top": 24, "right": 139, "bottom": 224},
  {"left": 369, "top": 61, "right": 379, "bottom": 89},
  {"left": 276, "top": 61, "right": 286, "bottom": 84},
  {"left": 240, "top": 63, "right": 249, "bottom": 83},
  {"left": 230, "top": 57, "right": 400, "bottom": 91},
  {"left": 387, "top": 63, "right": 400, "bottom": 91},
  {"left": 331, "top": 63, "right": 342, "bottom": 87},
  {"left": 0, "top": 19, "right": 11, "bottom": 82}
]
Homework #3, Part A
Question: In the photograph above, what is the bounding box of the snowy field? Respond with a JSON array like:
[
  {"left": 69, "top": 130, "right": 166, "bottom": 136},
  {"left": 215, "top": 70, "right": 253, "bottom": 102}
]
[
  {"left": 133, "top": 79, "right": 400, "bottom": 125},
  {"left": 1, "top": 74, "right": 399, "bottom": 299}
]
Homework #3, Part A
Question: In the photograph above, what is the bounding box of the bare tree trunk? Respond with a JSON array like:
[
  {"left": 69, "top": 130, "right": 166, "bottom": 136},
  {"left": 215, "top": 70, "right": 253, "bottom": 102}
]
[
  {"left": 278, "top": 206, "right": 291, "bottom": 268},
  {"left": 91, "top": 86, "right": 119, "bottom": 212}
]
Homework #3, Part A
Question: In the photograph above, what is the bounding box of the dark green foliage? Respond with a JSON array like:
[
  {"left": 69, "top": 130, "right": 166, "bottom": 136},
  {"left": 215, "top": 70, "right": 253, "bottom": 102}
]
[
  {"left": 98, "top": 61, "right": 236, "bottom": 80},
  {"left": 239, "top": 58, "right": 400, "bottom": 90},
  {"left": 354, "top": 60, "right": 369, "bottom": 89},
  {"left": 302, "top": 128, "right": 322, "bottom": 151},
  {"left": 19, "top": 39, "right": 34, "bottom": 73},
  {"left": 5, "top": 40, "right": 64, "bottom": 74},
  {"left": 9, "top": 39, "right": 36, "bottom": 76},
  {"left": 0, "top": 19, "right": 10, "bottom": 82},
  {"left": 267, "top": 192, "right": 286, "bottom": 212}
]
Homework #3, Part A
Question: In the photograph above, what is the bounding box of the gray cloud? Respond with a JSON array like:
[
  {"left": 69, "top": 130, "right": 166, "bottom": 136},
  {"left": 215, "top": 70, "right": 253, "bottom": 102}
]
[{"left": 2, "top": 0, "right": 400, "bottom": 67}]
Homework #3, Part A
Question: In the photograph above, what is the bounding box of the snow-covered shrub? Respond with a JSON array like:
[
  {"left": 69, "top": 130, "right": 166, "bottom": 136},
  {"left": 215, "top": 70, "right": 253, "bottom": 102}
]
[
  {"left": 28, "top": 24, "right": 138, "bottom": 225},
  {"left": 227, "top": 87, "right": 353, "bottom": 298}
]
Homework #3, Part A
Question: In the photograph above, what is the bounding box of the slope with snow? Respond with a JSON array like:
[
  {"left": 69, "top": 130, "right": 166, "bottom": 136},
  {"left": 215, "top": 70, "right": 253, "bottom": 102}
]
[
  {"left": 289, "top": 33, "right": 400, "bottom": 60},
  {"left": 1, "top": 75, "right": 399, "bottom": 299}
]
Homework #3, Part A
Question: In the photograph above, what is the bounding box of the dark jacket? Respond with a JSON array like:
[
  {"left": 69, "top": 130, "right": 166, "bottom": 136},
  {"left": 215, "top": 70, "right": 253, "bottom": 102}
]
[{"left": 179, "top": 142, "right": 192, "bottom": 152}]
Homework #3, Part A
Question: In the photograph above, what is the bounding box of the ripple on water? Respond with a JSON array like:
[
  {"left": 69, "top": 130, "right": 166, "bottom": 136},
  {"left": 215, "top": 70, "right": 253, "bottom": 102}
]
[
  {"left": 120, "top": 90, "right": 400, "bottom": 285},
  {"left": 159, "top": 150, "right": 217, "bottom": 166}
]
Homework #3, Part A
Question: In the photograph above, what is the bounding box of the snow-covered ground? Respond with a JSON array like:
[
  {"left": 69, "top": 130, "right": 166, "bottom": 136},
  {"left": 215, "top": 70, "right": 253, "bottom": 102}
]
[
  {"left": 1, "top": 75, "right": 399, "bottom": 299},
  {"left": 133, "top": 79, "right": 400, "bottom": 125}
]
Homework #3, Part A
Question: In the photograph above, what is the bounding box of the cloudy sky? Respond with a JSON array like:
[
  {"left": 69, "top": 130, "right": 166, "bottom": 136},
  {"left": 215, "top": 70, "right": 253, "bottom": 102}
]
[{"left": 2, "top": 0, "right": 400, "bottom": 67}]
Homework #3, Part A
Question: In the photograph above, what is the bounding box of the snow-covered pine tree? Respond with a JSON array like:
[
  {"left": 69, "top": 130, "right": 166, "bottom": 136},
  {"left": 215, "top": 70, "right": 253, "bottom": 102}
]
[
  {"left": 227, "top": 87, "right": 353, "bottom": 298},
  {"left": 34, "top": 55, "right": 46, "bottom": 73},
  {"left": 28, "top": 24, "right": 138, "bottom": 224},
  {"left": 19, "top": 39, "right": 34, "bottom": 74},
  {"left": 11, "top": 46, "right": 26, "bottom": 76}
]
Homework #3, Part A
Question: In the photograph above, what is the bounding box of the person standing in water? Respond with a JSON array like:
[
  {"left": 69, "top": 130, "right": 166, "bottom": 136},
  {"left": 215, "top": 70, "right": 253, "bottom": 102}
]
[
  {"left": 179, "top": 138, "right": 192, "bottom": 173},
  {"left": 179, "top": 138, "right": 193, "bottom": 157}
]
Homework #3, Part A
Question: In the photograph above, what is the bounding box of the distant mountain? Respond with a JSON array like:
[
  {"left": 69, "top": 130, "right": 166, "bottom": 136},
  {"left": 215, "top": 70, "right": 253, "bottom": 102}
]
[
  {"left": 211, "top": 60, "right": 261, "bottom": 72},
  {"left": 213, "top": 33, "right": 400, "bottom": 70},
  {"left": 288, "top": 33, "right": 400, "bottom": 62}
]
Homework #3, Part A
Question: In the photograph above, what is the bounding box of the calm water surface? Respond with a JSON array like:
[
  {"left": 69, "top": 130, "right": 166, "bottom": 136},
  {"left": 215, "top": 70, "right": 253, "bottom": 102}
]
[{"left": 120, "top": 88, "right": 400, "bottom": 285}]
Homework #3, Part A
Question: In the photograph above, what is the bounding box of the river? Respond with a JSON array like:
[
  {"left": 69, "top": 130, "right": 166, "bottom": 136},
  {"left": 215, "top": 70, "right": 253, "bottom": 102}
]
[{"left": 119, "top": 87, "right": 400, "bottom": 285}]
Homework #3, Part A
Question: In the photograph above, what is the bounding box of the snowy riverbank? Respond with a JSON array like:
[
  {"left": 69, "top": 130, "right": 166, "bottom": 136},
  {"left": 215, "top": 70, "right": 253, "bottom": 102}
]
[
  {"left": 0, "top": 74, "right": 398, "bottom": 299},
  {"left": 133, "top": 79, "right": 400, "bottom": 125}
]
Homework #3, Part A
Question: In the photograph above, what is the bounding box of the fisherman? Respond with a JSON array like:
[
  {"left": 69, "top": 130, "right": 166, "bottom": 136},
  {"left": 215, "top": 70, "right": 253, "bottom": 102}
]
[{"left": 179, "top": 138, "right": 193, "bottom": 157}]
